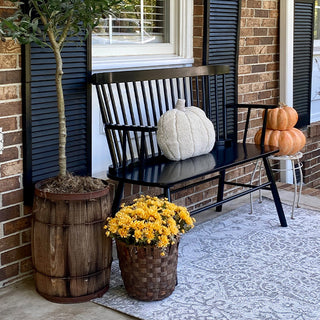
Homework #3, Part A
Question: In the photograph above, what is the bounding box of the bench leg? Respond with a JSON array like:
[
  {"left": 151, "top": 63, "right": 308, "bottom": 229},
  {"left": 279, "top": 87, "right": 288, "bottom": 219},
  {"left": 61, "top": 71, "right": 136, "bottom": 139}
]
[
  {"left": 263, "top": 157, "right": 287, "bottom": 227},
  {"left": 216, "top": 170, "right": 226, "bottom": 212},
  {"left": 111, "top": 181, "right": 124, "bottom": 217},
  {"left": 164, "top": 187, "right": 171, "bottom": 202}
]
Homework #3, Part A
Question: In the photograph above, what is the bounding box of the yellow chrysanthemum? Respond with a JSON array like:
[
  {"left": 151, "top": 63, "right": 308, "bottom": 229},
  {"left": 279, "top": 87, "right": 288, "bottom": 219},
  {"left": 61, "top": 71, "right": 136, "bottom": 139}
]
[
  {"left": 104, "top": 195, "right": 195, "bottom": 249},
  {"left": 157, "top": 235, "right": 169, "bottom": 248}
]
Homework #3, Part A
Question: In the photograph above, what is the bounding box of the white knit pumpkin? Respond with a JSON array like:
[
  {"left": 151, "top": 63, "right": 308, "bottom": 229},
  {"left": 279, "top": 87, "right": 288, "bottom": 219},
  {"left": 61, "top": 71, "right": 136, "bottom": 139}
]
[{"left": 157, "top": 99, "right": 216, "bottom": 161}]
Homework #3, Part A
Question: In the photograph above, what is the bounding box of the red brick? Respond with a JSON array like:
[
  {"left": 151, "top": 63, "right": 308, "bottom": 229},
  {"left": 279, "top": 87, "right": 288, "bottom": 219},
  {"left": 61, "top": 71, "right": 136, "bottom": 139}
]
[
  {"left": 0, "top": 205, "right": 20, "bottom": 223},
  {"left": 193, "top": 26, "right": 203, "bottom": 37},
  {"left": 193, "top": 37, "right": 203, "bottom": 48},
  {"left": 21, "top": 229, "right": 31, "bottom": 244},
  {"left": 258, "top": 90, "right": 272, "bottom": 100},
  {"left": 0, "top": 264, "right": 19, "bottom": 281},
  {"left": 0, "top": 101, "right": 22, "bottom": 117},
  {"left": 0, "top": 54, "right": 18, "bottom": 70},
  {"left": 0, "top": 70, "right": 21, "bottom": 85},
  {"left": 3, "top": 216, "right": 31, "bottom": 235},
  {"left": 253, "top": 28, "right": 268, "bottom": 36},
  {"left": 193, "top": 5, "right": 203, "bottom": 15},
  {"left": 263, "top": 1, "right": 277, "bottom": 10},
  {"left": 259, "top": 37, "right": 274, "bottom": 45},
  {"left": 268, "top": 28, "right": 278, "bottom": 37},
  {"left": 193, "top": 16, "right": 203, "bottom": 26},
  {"left": 0, "top": 117, "right": 18, "bottom": 131},
  {"left": 20, "top": 257, "right": 33, "bottom": 273},
  {"left": 0, "top": 234, "right": 19, "bottom": 252},
  {"left": 3, "top": 131, "right": 22, "bottom": 146},
  {"left": 246, "top": 38, "right": 260, "bottom": 45},
  {"left": 252, "top": 82, "right": 266, "bottom": 91},
  {"left": 24, "top": 205, "right": 32, "bottom": 216},
  {"left": 240, "top": 28, "right": 254, "bottom": 37},
  {"left": 2, "top": 189, "right": 24, "bottom": 206},
  {"left": 255, "top": 9, "right": 269, "bottom": 18},
  {"left": 0, "top": 39, "right": 20, "bottom": 54},
  {"left": 0, "top": 176, "right": 20, "bottom": 192},
  {"left": 243, "top": 74, "right": 260, "bottom": 84},
  {"left": 261, "top": 18, "right": 277, "bottom": 28},
  {"left": 247, "top": 0, "right": 262, "bottom": 8},
  {"left": 243, "top": 92, "right": 259, "bottom": 103},
  {"left": 241, "top": 8, "right": 255, "bottom": 17},
  {"left": 1, "top": 160, "right": 23, "bottom": 177},
  {"left": 246, "top": 18, "right": 261, "bottom": 28},
  {"left": 239, "top": 46, "right": 256, "bottom": 55},
  {"left": 0, "top": 85, "right": 19, "bottom": 100},
  {"left": 185, "top": 192, "right": 204, "bottom": 206},
  {"left": 193, "top": 48, "right": 202, "bottom": 60},
  {"left": 266, "top": 63, "right": 279, "bottom": 71},
  {"left": 0, "top": 146, "right": 19, "bottom": 162},
  {"left": 244, "top": 55, "right": 259, "bottom": 64},
  {"left": 259, "top": 54, "right": 273, "bottom": 63},
  {"left": 252, "top": 64, "right": 266, "bottom": 73},
  {"left": 1, "top": 244, "right": 31, "bottom": 264}
]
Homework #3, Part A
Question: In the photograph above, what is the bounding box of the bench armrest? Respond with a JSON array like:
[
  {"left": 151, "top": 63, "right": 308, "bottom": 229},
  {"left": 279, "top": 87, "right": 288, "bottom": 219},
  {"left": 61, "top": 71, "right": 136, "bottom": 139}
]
[
  {"left": 226, "top": 103, "right": 277, "bottom": 146},
  {"left": 228, "top": 103, "right": 278, "bottom": 110},
  {"left": 104, "top": 123, "right": 158, "bottom": 169}
]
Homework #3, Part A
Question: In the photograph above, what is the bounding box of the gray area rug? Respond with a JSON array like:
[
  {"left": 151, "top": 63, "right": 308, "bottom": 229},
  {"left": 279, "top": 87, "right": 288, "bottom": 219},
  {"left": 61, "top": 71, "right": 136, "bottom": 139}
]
[{"left": 93, "top": 199, "right": 320, "bottom": 320}]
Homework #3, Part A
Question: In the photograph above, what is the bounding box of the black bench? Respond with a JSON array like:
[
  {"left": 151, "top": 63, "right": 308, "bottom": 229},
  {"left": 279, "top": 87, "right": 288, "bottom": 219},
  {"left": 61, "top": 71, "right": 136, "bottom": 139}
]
[{"left": 90, "top": 65, "right": 287, "bottom": 227}]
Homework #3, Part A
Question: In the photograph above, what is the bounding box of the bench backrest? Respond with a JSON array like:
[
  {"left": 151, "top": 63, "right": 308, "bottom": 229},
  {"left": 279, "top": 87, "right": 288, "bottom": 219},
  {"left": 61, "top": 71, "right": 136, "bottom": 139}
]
[{"left": 90, "top": 65, "right": 237, "bottom": 169}]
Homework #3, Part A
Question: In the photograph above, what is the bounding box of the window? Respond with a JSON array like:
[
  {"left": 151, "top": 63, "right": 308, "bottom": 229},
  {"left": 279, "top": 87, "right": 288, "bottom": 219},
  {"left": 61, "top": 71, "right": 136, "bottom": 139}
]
[
  {"left": 91, "top": 0, "right": 193, "bottom": 71},
  {"left": 93, "top": 0, "right": 169, "bottom": 52}
]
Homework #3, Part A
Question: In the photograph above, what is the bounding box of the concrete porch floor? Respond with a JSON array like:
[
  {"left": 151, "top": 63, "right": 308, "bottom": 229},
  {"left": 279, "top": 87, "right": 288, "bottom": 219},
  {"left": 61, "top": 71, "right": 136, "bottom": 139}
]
[{"left": 1, "top": 183, "right": 320, "bottom": 320}]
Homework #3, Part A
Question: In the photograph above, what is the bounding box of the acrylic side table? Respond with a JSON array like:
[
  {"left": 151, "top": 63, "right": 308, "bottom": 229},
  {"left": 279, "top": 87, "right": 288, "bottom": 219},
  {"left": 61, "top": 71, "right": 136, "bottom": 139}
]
[{"left": 250, "top": 152, "right": 303, "bottom": 219}]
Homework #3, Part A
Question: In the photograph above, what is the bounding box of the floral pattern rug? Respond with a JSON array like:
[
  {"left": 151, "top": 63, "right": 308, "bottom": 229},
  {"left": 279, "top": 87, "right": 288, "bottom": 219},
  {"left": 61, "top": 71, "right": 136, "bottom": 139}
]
[{"left": 93, "top": 199, "right": 320, "bottom": 320}]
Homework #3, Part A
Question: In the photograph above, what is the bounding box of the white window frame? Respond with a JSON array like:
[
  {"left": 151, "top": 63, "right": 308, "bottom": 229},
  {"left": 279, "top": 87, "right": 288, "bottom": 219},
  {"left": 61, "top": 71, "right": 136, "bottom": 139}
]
[
  {"left": 279, "top": 0, "right": 295, "bottom": 184},
  {"left": 312, "top": 2, "right": 320, "bottom": 122},
  {"left": 92, "top": 0, "right": 194, "bottom": 72}
]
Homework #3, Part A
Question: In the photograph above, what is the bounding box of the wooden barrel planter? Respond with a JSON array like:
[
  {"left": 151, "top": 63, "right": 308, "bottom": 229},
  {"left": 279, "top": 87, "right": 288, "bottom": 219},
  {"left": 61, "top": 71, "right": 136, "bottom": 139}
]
[{"left": 32, "top": 180, "right": 112, "bottom": 303}]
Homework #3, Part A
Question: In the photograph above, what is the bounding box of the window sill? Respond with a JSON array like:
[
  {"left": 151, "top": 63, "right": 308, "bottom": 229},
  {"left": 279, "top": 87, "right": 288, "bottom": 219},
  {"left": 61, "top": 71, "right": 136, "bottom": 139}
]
[{"left": 92, "top": 55, "right": 194, "bottom": 72}]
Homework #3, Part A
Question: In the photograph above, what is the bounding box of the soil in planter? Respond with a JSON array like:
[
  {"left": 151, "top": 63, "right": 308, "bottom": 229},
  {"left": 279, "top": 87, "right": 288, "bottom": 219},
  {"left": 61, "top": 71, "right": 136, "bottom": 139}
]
[{"left": 41, "top": 172, "right": 107, "bottom": 194}]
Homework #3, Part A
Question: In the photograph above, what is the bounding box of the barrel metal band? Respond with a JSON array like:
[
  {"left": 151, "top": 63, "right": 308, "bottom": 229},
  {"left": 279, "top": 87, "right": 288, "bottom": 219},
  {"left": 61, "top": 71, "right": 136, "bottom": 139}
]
[
  {"left": 32, "top": 217, "right": 106, "bottom": 227},
  {"left": 34, "top": 260, "right": 113, "bottom": 281}
]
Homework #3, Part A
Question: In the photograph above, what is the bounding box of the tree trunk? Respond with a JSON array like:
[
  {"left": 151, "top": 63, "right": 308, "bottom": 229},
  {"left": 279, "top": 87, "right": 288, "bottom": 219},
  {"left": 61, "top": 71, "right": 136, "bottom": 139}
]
[{"left": 52, "top": 45, "right": 67, "bottom": 176}]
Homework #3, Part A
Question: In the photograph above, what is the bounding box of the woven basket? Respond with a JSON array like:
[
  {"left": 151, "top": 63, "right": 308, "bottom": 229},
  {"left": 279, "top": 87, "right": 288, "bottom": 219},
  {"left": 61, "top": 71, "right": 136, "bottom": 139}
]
[{"left": 116, "top": 239, "right": 179, "bottom": 301}]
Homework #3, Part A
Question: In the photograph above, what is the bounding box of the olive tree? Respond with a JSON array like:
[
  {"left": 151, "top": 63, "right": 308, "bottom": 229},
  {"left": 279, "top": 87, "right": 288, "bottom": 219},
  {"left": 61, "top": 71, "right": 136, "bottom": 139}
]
[{"left": 0, "top": 0, "right": 128, "bottom": 177}]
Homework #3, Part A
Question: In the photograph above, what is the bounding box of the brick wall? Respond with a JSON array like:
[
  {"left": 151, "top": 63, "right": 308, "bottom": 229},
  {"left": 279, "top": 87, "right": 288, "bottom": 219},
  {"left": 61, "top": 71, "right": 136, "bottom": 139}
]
[
  {"left": 303, "top": 123, "right": 320, "bottom": 188},
  {"left": 237, "top": 0, "right": 320, "bottom": 192},
  {"left": 0, "top": 3, "right": 33, "bottom": 287},
  {"left": 193, "top": 0, "right": 204, "bottom": 67},
  {"left": 238, "top": 0, "right": 279, "bottom": 142}
]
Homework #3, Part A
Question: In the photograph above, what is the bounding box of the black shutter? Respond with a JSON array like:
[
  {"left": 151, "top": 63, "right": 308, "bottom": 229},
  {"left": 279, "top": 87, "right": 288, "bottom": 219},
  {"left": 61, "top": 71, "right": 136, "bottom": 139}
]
[
  {"left": 294, "top": 0, "right": 314, "bottom": 128},
  {"left": 204, "top": 0, "right": 240, "bottom": 140},
  {"left": 23, "top": 36, "right": 91, "bottom": 204}
]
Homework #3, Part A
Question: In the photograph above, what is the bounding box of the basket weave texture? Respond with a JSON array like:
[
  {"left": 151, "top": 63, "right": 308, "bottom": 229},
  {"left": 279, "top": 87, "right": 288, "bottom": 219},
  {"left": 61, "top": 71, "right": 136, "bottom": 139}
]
[{"left": 116, "top": 239, "right": 179, "bottom": 301}]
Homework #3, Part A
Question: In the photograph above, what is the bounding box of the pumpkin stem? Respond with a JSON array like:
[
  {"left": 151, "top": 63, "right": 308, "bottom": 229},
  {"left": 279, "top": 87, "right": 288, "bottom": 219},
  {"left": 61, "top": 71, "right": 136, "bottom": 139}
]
[{"left": 175, "top": 99, "right": 186, "bottom": 111}]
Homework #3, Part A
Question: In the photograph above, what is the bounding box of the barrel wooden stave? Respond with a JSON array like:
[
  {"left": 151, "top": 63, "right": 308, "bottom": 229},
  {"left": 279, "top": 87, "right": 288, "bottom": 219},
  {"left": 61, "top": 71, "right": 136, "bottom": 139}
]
[{"left": 32, "top": 185, "right": 112, "bottom": 303}]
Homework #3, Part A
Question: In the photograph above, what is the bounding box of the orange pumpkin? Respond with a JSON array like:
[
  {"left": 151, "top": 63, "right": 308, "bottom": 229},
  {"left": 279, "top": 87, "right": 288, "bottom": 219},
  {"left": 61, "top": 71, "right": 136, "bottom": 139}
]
[
  {"left": 264, "top": 103, "right": 298, "bottom": 130},
  {"left": 254, "top": 127, "right": 306, "bottom": 156}
]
